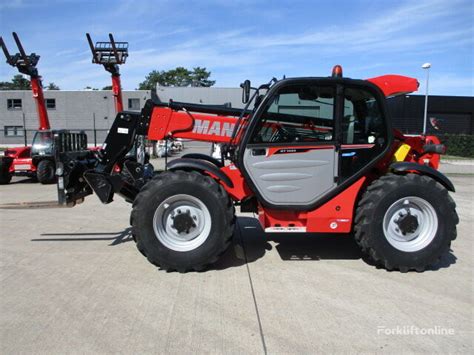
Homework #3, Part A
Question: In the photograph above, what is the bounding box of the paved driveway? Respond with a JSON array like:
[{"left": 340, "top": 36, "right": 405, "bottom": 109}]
[{"left": 0, "top": 170, "right": 472, "bottom": 354}]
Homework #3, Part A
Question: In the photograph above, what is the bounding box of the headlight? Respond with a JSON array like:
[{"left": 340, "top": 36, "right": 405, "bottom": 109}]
[{"left": 56, "top": 163, "right": 64, "bottom": 176}]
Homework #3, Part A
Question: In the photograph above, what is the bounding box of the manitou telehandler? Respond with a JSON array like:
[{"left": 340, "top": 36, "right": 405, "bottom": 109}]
[
  {"left": 0, "top": 33, "right": 130, "bottom": 185},
  {"left": 55, "top": 66, "right": 458, "bottom": 273},
  {"left": 86, "top": 32, "right": 150, "bottom": 166},
  {"left": 86, "top": 33, "right": 128, "bottom": 113},
  {"left": 0, "top": 32, "right": 56, "bottom": 184}
]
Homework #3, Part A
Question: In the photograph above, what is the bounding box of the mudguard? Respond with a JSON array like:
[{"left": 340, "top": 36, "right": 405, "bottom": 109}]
[
  {"left": 167, "top": 158, "right": 233, "bottom": 188},
  {"left": 181, "top": 153, "right": 224, "bottom": 168},
  {"left": 390, "top": 162, "right": 455, "bottom": 192}
]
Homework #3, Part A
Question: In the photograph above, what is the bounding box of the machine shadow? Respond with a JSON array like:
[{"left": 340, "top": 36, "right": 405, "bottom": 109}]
[
  {"left": 213, "top": 216, "right": 363, "bottom": 271},
  {"left": 10, "top": 177, "right": 37, "bottom": 184},
  {"left": 32, "top": 218, "right": 456, "bottom": 272},
  {"left": 213, "top": 216, "right": 456, "bottom": 272},
  {"left": 33, "top": 228, "right": 133, "bottom": 246}
]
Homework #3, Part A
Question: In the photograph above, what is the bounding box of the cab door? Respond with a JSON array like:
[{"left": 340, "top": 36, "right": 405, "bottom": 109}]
[{"left": 241, "top": 81, "right": 339, "bottom": 207}]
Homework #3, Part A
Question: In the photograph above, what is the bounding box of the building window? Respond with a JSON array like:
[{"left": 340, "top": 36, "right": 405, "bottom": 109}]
[
  {"left": 7, "top": 99, "right": 22, "bottom": 110},
  {"left": 128, "top": 98, "right": 140, "bottom": 110},
  {"left": 45, "top": 98, "right": 56, "bottom": 109},
  {"left": 4, "top": 126, "right": 24, "bottom": 137}
]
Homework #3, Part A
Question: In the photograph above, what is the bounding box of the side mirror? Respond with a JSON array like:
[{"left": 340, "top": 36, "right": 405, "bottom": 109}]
[{"left": 240, "top": 80, "right": 251, "bottom": 104}]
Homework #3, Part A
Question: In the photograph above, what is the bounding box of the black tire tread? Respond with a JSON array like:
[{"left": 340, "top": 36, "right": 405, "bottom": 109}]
[
  {"left": 36, "top": 160, "right": 55, "bottom": 184},
  {"left": 354, "top": 173, "right": 458, "bottom": 272},
  {"left": 0, "top": 158, "right": 12, "bottom": 185},
  {"left": 131, "top": 170, "right": 235, "bottom": 272}
]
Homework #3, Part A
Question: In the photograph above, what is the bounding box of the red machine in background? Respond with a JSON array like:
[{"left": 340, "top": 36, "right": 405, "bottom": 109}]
[
  {"left": 0, "top": 33, "right": 56, "bottom": 184},
  {"left": 86, "top": 33, "right": 128, "bottom": 113},
  {"left": 0, "top": 33, "right": 130, "bottom": 184},
  {"left": 86, "top": 33, "right": 139, "bottom": 166}
]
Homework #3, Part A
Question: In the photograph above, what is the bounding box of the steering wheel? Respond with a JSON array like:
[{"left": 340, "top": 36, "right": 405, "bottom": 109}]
[{"left": 272, "top": 125, "right": 298, "bottom": 143}]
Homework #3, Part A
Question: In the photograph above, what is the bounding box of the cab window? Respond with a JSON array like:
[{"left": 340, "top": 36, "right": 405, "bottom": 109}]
[
  {"left": 251, "top": 84, "right": 335, "bottom": 144},
  {"left": 342, "top": 88, "right": 386, "bottom": 145},
  {"left": 340, "top": 87, "right": 388, "bottom": 180}
]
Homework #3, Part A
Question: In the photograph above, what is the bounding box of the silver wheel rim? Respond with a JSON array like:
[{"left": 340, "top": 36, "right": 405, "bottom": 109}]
[
  {"left": 153, "top": 194, "right": 212, "bottom": 252},
  {"left": 383, "top": 196, "right": 438, "bottom": 252}
]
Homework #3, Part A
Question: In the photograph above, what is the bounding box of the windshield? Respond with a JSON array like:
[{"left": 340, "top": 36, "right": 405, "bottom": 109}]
[{"left": 31, "top": 131, "right": 53, "bottom": 156}]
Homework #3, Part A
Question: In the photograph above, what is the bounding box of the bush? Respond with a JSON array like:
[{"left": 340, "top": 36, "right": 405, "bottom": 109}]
[{"left": 438, "top": 134, "right": 474, "bottom": 158}]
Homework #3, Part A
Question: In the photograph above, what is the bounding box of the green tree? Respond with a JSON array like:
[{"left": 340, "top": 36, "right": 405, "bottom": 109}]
[
  {"left": 46, "top": 82, "right": 60, "bottom": 90},
  {"left": 0, "top": 74, "right": 31, "bottom": 90},
  {"left": 102, "top": 85, "right": 113, "bottom": 90},
  {"left": 84, "top": 86, "right": 99, "bottom": 90},
  {"left": 138, "top": 67, "right": 215, "bottom": 89},
  {"left": 190, "top": 67, "right": 216, "bottom": 87}
]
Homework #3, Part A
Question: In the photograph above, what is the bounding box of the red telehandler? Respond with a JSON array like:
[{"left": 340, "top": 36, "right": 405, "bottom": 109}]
[
  {"left": 86, "top": 33, "right": 128, "bottom": 113},
  {"left": 86, "top": 33, "right": 148, "bottom": 166},
  {"left": 55, "top": 66, "right": 458, "bottom": 273},
  {"left": 0, "top": 33, "right": 57, "bottom": 184}
]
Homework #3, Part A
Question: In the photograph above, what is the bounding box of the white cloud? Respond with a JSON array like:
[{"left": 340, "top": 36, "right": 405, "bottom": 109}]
[{"left": 0, "top": 0, "right": 471, "bottom": 95}]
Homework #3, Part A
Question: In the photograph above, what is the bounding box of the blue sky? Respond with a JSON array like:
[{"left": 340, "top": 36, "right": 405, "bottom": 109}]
[{"left": 0, "top": 0, "right": 472, "bottom": 95}]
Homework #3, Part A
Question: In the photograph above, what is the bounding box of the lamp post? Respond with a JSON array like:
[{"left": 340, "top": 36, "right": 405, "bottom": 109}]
[
  {"left": 422, "top": 62, "right": 431, "bottom": 135},
  {"left": 92, "top": 112, "right": 97, "bottom": 147},
  {"left": 22, "top": 111, "right": 27, "bottom": 146}
]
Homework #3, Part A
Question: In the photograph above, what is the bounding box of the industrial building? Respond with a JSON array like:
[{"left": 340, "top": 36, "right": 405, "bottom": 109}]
[
  {"left": 386, "top": 95, "right": 474, "bottom": 135},
  {"left": 0, "top": 86, "right": 472, "bottom": 146},
  {"left": 0, "top": 90, "right": 151, "bottom": 146}
]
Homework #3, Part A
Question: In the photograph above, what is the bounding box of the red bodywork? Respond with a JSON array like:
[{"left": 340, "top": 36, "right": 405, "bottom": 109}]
[
  {"left": 111, "top": 74, "right": 124, "bottom": 113},
  {"left": 30, "top": 77, "right": 51, "bottom": 130},
  {"left": 146, "top": 74, "right": 443, "bottom": 233},
  {"left": 3, "top": 147, "right": 35, "bottom": 174},
  {"left": 367, "top": 75, "right": 419, "bottom": 97},
  {"left": 4, "top": 76, "right": 50, "bottom": 177}
]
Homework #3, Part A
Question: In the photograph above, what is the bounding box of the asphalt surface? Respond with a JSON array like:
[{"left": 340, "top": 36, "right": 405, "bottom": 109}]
[{"left": 0, "top": 150, "right": 472, "bottom": 354}]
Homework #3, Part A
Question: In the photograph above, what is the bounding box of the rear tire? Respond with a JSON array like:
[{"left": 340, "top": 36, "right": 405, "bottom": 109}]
[
  {"left": 131, "top": 170, "right": 235, "bottom": 272},
  {"left": 0, "top": 158, "right": 12, "bottom": 185},
  {"left": 36, "top": 160, "right": 56, "bottom": 184},
  {"left": 354, "top": 173, "right": 458, "bottom": 272}
]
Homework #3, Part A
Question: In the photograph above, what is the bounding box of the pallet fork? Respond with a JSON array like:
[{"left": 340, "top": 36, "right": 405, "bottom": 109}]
[{"left": 86, "top": 33, "right": 128, "bottom": 113}]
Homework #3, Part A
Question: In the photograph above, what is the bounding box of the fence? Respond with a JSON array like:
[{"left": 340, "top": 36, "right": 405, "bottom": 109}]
[
  {"left": 3, "top": 129, "right": 472, "bottom": 158},
  {"left": 1, "top": 129, "right": 110, "bottom": 147}
]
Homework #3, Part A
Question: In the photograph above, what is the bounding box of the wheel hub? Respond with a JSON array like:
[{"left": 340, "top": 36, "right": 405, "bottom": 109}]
[
  {"left": 395, "top": 212, "right": 419, "bottom": 235},
  {"left": 171, "top": 209, "right": 196, "bottom": 234},
  {"left": 382, "top": 197, "right": 438, "bottom": 252},
  {"left": 153, "top": 194, "right": 212, "bottom": 252}
]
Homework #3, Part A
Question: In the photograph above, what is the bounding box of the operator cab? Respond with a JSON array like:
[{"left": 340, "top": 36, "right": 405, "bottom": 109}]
[
  {"left": 31, "top": 130, "right": 54, "bottom": 157},
  {"left": 238, "top": 68, "right": 391, "bottom": 209}
]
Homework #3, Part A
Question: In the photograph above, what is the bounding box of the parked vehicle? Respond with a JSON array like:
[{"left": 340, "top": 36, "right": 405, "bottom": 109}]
[
  {"left": 0, "top": 33, "right": 55, "bottom": 184},
  {"left": 55, "top": 66, "right": 458, "bottom": 273}
]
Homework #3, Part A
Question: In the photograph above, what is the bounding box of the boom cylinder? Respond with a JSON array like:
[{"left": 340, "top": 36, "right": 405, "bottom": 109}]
[
  {"left": 30, "top": 77, "right": 50, "bottom": 130},
  {"left": 111, "top": 74, "right": 123, "bottom": 113}
]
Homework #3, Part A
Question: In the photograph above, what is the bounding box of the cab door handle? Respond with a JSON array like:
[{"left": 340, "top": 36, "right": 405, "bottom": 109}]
[{"left": 252, "top": 148, "right": 266, "bottom": 156}]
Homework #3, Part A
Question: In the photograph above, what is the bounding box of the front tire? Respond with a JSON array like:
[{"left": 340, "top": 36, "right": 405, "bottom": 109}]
[
  {"left": 354, "top": 173, "right": 458, "bottom": 272},
  {"left": 0, "top": 158, "right": 12, "bottom": 185},
  {"left": 131, "top": 171, "right": 235, "bottom": 272},
  {"left": 36, "top": 160, "right": 55, "bottom": 184}
]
